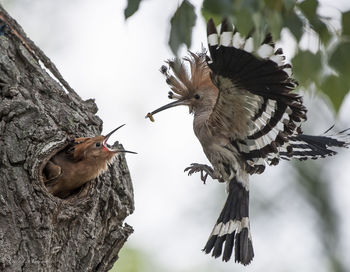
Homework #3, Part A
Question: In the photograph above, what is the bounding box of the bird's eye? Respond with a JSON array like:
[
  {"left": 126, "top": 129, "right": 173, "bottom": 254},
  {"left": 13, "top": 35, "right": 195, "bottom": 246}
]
[
  {"left": 194, "top": 94, "right": 200, "bottom": 100},
  {"left": 95, "top": 142, "right": 102, "bottom": 148}
]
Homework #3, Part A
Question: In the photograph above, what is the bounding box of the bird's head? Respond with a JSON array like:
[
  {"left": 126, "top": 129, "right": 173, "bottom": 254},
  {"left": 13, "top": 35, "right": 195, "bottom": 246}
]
[
  {"left": 146, "top": 52, "right": 218, "bottom": 121},
  {"left": 73, "top": 124, "right": 137, "bottom": 163}
]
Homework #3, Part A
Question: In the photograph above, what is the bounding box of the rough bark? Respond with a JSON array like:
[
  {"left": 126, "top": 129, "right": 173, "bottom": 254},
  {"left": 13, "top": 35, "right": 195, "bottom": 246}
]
[{"left": 0, "top": 5, "right": 134, "bottom": 272}]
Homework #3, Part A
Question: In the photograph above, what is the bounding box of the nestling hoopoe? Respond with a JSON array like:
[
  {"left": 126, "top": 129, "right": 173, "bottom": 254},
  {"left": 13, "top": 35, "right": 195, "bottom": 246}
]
[
  {"left": 146, "top": 18, "right": 350, "bottom": 265},
  {"left": 44, "top": 124, "right": 136, "bottom": 198}
]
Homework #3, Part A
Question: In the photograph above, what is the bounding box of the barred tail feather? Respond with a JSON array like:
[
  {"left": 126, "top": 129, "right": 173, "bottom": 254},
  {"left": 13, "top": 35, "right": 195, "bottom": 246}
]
[
  {"left": 281, "top": 128, "right": 350, "bottom": 160},
  {"left": 203, "top": 175, "right": 254, "bottom": 265}
]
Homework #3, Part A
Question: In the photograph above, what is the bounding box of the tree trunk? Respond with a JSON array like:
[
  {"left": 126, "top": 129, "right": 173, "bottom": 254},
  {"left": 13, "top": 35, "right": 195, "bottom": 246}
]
[{"left": 0, "top": 5, "right": 134, "bottom": 272}]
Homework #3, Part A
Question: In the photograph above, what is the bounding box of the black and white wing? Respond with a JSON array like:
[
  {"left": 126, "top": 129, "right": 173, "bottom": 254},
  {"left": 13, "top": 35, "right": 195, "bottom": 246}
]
[
  {"left": 201, "top": 19, "right": 350, "bottom": 266},
  {"left": 206, "top": 18, "right": 307, "bottom": 174}
]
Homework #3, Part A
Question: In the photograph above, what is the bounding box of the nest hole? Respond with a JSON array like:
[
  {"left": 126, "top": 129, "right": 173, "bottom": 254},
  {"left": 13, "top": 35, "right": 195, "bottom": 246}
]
[{"left": 41, "top": 144, "right": 92, "bottom": 200}]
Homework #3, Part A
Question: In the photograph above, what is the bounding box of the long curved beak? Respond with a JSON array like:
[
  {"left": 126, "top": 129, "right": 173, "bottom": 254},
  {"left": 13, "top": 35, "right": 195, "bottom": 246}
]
[
  {"left": 116, "top": 149, "right": 138, "bottom": 154},
  {"left": 103, "top": 125, "right": 137, "bottom": 154},
  {"left": 104, "top": 124, "right": 126, "bottom": 140},
  {"left": 146, "top": 99, "right": 188, "bottom": 121}
]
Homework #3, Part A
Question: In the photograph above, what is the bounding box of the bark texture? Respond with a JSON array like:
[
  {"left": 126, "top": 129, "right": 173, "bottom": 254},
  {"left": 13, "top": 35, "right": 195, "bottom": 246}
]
[{"left": 0, "top": 5, "right": 134, "bottom": 272}]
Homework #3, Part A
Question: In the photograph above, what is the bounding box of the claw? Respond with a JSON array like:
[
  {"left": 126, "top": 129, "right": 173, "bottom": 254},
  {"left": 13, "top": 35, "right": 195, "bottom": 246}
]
[{"left": 184, "top": 163, "right": 216, "bottom": 184}]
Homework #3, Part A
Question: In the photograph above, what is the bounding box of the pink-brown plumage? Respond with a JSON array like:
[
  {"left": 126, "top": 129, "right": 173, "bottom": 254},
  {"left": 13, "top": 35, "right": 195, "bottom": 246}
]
[
  {"left": 147, "top": 18, "right": 350, "bottom": 265},
  {"left": 44, "top": 125, "right": 136, "bottom": 198}
]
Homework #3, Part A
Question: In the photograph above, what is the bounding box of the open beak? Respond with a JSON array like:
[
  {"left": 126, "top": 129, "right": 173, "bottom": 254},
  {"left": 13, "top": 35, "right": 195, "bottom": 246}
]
[
  {"left": 146, "top": 99, "right": 188, "bottom": 121},
  {"left": 103, "top": 124, "right": 137, "bottom": 154}
]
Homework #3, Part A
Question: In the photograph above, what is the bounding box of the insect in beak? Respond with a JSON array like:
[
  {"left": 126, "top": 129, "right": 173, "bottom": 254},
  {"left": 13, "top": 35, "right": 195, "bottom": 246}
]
[{"left": 146, "top": 99, "right": 189, "bottom": 122}]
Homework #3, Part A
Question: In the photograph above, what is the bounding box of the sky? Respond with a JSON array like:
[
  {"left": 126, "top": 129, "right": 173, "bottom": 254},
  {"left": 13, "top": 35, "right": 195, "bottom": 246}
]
[{"left": 2, "top": 0, "right": 350, "bottom": 271}]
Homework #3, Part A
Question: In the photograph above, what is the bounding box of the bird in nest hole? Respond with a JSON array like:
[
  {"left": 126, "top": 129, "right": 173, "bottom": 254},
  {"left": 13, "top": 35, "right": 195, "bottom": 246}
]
[{"left": 43, "top": 124, "right": 136, "bottom": 199}]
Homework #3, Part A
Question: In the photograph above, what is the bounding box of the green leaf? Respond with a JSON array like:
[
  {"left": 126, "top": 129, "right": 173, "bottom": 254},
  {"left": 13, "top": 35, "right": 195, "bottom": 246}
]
[
  {"left": 201, "top": 0, "right": 260, "bottom": 22},
  {"left": 239, "top": 0, "right": 261, "bottom": 12},
  {"left": 266, "top": 10, "right": 283, "bottom": 40},
  {"left": 292, "top": 50, "right": 322, "bottom": 85},
  {"left": 264, "top": 0, "right": 284, "bottom": 11},
  {"left": 310, "top": 17, "right": 331, "bottom": 44},
  {"left": 201, "top": 9, "right": 222, "bottom": 26},
  {"left": 298, "top": 0, "right": 318, "bottom": 19},
  {"left": 298, "top": 0, "right": 331, "bottom": 44},
  {"left": 234, "top": 8, "right": 255, "bottom": 37},
  {"left": 320, "top": 74, "right": 349, "bottom": 112},
  {"left": 124, "top": 0, "right": 142, "bottom": 20},
  {"left": 329, "top": 41, "right": 350, "bottom": 79},
  {"left": 169, "top": 0, "right": 197, "bottom": 55},
  {"left": 283, "top": 0, "right": 297, "bottom": 12},
  {"left": 284, "top": 11, "right": 304, "bottom": 41},
  {"left": 202, "top": 0, "right": 234, "bottom": 16},
  {"left": 342, "top": 11, "right": 350, "bottom": 37},
  {"left": 252, "top": 13, "right": 269, "bottom": 48}
]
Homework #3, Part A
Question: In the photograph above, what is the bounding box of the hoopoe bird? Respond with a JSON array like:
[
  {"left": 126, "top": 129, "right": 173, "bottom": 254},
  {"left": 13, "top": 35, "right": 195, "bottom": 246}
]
[
  {"left": 44, "top": 125, "right": 136, "bottom": 198},
  {"left": 146, "top": 18, "right": 350, "bottom": 265}
]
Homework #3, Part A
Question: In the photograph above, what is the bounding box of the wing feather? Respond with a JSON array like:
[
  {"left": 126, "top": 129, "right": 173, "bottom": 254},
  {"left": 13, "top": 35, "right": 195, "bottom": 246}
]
[{"left": 206, "top": 19, "right": 307, "bottom": 173}]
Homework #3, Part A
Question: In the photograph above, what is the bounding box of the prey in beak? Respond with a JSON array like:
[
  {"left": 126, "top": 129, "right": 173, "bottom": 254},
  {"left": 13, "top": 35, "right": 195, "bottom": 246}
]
[
  {"left": 146, "top": 97, "right": 189, "bottom": 122},
  {"left": 146, "top": 52, "right": 210, "bottom": 122}
]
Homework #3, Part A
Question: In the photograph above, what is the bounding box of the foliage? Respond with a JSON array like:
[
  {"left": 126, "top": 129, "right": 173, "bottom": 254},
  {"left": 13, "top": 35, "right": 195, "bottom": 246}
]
[
  {"left": 111, "top": 247, "right": 158, "bottom": 272},
  {"left": 294, "top": 161, "right": 347, "bottom": 272},
  {"left": 124, "top": 0, "right": 142, "bottom": 19},
  {"left": 168, "top": 0, "right": 197, "bottom": 55},
  {"left": 112, "top": 246, "right": 217, "bottom": 272},
  {"left": 124, "top": 0, "right": 350, "bottom": 112}
]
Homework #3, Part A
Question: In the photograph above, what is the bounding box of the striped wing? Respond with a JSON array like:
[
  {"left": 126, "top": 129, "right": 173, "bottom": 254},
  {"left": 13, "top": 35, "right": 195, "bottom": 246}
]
[
  {"left": 206, "top": 19, "right": 307, "bottom": 173},
  {"left": 279, "top": 128, "right": 350, "bottom": 161}
]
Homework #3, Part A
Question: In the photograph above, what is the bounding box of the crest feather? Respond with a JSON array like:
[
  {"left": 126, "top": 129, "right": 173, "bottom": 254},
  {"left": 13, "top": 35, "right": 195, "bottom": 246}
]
[{"left": 161, "top": 51, "right": 213, "bottom": 100}]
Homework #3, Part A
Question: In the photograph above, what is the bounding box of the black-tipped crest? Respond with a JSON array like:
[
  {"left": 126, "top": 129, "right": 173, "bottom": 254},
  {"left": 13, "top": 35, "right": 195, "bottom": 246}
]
[
  {"left": 146, "top": 50, "right": 212, "bottom": 120},
  {"left": 164, "top": 51, "right": 209, "bottom": 100},
  {"left": 160, "top": 65, "right": 168, "bottom": 74}
]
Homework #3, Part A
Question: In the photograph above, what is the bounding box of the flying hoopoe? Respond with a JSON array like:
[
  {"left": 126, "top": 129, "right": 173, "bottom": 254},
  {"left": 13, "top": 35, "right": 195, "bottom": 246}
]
[
  {"left": 44, "top": 125, "right": 136, "bottom": 198},
  {"left": 146, "top": 18, "right": 350, "bottom": 265}
]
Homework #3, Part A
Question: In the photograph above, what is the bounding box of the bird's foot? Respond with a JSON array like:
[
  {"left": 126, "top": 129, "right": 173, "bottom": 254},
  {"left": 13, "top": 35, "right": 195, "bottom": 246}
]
[{"left": 184, "top": 163, "right": 220, "bottom": 184}]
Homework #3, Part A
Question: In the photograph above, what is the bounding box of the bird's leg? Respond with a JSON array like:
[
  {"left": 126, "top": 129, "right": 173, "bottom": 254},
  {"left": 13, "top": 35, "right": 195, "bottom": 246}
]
[{"left": 184, "top": 163, "right": 223, "bottom": 184}]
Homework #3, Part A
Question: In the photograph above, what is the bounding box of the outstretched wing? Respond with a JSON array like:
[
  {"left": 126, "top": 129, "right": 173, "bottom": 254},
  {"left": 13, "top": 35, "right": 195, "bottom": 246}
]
[{"left": 206, "top": 19, "right": 307, "bottom": 173}]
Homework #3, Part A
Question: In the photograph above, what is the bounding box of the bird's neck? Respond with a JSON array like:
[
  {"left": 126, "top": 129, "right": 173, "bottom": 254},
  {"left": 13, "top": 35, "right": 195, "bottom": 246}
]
[{"left": 193, "top": 109, "right": 212, "bottom": 144}]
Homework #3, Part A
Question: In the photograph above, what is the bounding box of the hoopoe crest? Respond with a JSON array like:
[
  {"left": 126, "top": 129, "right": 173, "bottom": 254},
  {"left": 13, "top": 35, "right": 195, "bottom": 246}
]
[{"left": 146, "top": 18, "right": 350, "bottom": 265}]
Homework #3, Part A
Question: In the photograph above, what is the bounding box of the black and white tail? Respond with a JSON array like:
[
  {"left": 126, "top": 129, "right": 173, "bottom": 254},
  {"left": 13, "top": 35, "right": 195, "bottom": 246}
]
[
  {"left": 280, "top": 128, "right": 350, "bottom": 161},
  {"left": 203, "top": 174, "right": 254, "bottom": 265}
]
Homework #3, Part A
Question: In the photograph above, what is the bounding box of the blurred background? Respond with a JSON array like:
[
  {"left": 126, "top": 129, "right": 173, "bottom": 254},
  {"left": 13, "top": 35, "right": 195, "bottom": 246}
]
[{"left": 2, "top": 0, "right": 350, "bottom": 271}]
